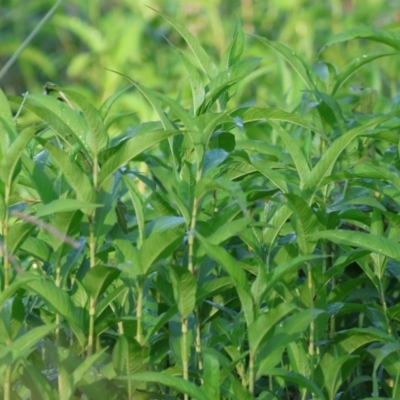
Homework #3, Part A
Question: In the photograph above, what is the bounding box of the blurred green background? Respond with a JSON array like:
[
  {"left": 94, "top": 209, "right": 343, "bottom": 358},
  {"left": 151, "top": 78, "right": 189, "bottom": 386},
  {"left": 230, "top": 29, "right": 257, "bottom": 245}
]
[{"left": 1, "top": 0, "right": 399, "bottom": 126}]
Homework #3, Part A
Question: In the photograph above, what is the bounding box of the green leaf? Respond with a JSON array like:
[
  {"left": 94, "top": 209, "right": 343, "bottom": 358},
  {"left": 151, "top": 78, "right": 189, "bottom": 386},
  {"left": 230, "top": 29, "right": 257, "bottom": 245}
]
[
  {"left": 320, "top": 27, "right": 400, "bottom": 54},
  {"left": 121, "top": 176, "right": 145, "bottom": 241},
  {"left": 36, "top": 199, "right": 102, "bottom": 217},
  {"left": 37, "top": 139, "right": 95, "bottom": 204},
  {"left": 232, "top": 107, "right": 316, "bottom": 131},
  {"left": 21, "top": 155, "right": 58, "bottom": 204},
  {"left": 285, "top": 193, "right": 319, "bottom": 254},
  {"left": 221, "top": 19, "right": 244, "bottom": 69},
  {"left": 22, "top": 94, "right": 87, "bottom": 149},
  {"left": 264, "top": 369, "right": 326, "bottom": 400},
  {"left": 26, "top": 279, "right": 86, "bottom": 347},
  {"left": 248, "top": 303, "right": 297, "bottom": 354},
  {"left": 264, "top": 255, "right": 323, "bottom": 299},
  {"left": 333, "top": 52, "right": 396, "bottom": 94},
  {"left": 83, "top": 265, "right": 121, "bottom": 301},
  {"left": 302, "top": 116, "right": 389, "bottom": 199},
  {"left": 139, "top": 230, "right": 184, "bottom": 275},
  {"left": 117, "top": 372, "right": 209, "bottom": 400},
  {"left": 263, "top": 203, "right": 293, "bottom": 250},
  {"left": 258, "top": 309, "right": 323, "bottom": 375},
  {"left": 322, "top": 355, "right": 359, "bottom": 400},
  {"left": 370, "top": 342, "right": 400, "bottom": 398},
  {"left": 113, "top": 335, "right": 148, "bottom": 378},
  {"left": 71, "top": 348, "right": 107, "bottom": 387},
  {"left": 59, "top": 88, "right": 108, "bottom": 156},
  {"left": 202, "top": 352, "right": 220, "bottom": 399},
  {"left": 254, "top": 35, "right": 323, "bottom": 90},
  {"left": 0, "top": 324, "right": 56, "bottom": 372},
  {"left": 154, "top": 10, "right": 219, "bottom": 78},
  {"left": 0, "top": 126, "right": 35, "bottom": 185},
  {"left": 98, "top": 129, "right": 179, "bottom": 188},
  {"left": 0, "top": 274, "right": 39, "bottom": 310},
  {"left": 173, "top": 47, "right": 205, "bottom": 115},
  {"left": 196, "top": 233, "right": 254, "bottom": 325},
  {"left": 8, "top": 222, "right": 35, "bottom": 254},
  {"left": 20, "top": 363, "right": 58, "bottom": 400},
  {"left": 169, "top": 265, "right": 197, "bottom": 319},
  {"left": 311, "top": 230, "right": 400, "bottom": 262},
  {"left": 268, "top": 120, "right": 310, "bottom": 183},
  {"left": 204, "top": 58, "right": 261, "bottom": 110},
  {"left": 0, "top": 88, "right": 17, "bottom": 155},
  {"left": 99, "top": 85, "right": 132, "bottom": 119}
]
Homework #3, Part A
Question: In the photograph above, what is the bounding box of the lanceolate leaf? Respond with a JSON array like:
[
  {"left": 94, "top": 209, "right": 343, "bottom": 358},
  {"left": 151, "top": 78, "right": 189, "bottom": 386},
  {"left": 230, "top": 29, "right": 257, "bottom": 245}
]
[
  {"left": 248, "top": 303, "right": 297, "bottom": 354},
  {"left": 122, "top": 175, "right": 145, "bottom": 247},
  {"left": 19, "top": 94, "right": 88, "bottom": 150},
  {"left": 59, "top": 88, "right": 109, "bottom": 156},
  {"left": 26, "top": 280, "right": 86, "bottom": 346},
  {"left": 118, "top": 372, "right": 209, "bottom": 400},
  {"left": 285, "top": 193, "right": 319, "bottom": 254},
  {"left": 320, "top": 26, "right": 400, "bottom": 54},
  {"left": 333, "top": 52, "right": 397, "bottom": 94},
  {"left": 172, "top": 46, "right": 205, "bottom": 115},
  {"left": 196, "top": 233, "right": 254, "bottom": 325},
  {"left": 302, "top": 116, "right": 389, "bottom": 199},
  {"left": 0, "top": 274, "right": 39, "bottom": 310},
  {"left": 0, "top": 324, "right": 56, "bottom": 371},
  {"left": 169, "top": 265, "right": 197, "bottom": 318},
  {"left": 154, "top": 10, "right": 219, "bottom": 78},
  {"left": 221, "top": 18, "right": 245, "bottom": 69},
  {"left": 311, "top": 230, "right": 400, "bottom": 262},
  {"left": 0, "top": 126, "right": 36, "bottom": 185},
  {"left": 83, "top": 265, "right": 121, "bottom": 300},
  {"left": 98, "top": 129, "right": 179, "bottom": 188},
  {"left": 37, "top": 139, "right": 96, "bottom": 204},
  {"left": 0, "top": 88, "right": 17, "bottom": 154},
  {"left": 262, "top": 369, "right": 326, "bottom": 400},
  {"left": 8, "top": 222, "right": 35, "bottom": 254},
  {"left": 36, "top": 199, "right": 102, "bottom": 217},
  {"left": 254, "top": 35, "right": 324, "bottom": 90},
  {"left": 232, "top": 107, "right": 316, "bottom": 131},
  {"left": 139, "top": 230, "right": 184, "bottom": 274},
  {"left": 268, "top": 120, "right": 310, "bottom": 184}
]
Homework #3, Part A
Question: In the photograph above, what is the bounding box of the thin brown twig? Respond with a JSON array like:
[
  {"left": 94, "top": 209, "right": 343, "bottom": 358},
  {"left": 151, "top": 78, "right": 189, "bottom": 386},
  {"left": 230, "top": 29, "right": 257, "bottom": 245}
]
[{"left": 11, "top": 211, "right": 81, "bottom": 249}]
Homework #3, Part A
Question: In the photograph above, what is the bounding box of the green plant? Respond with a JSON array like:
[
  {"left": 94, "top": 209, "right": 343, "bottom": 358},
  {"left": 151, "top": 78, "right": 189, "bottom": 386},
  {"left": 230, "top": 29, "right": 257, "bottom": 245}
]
[{"left": 1, "top": 10, "right": 400, "bottom": 400}]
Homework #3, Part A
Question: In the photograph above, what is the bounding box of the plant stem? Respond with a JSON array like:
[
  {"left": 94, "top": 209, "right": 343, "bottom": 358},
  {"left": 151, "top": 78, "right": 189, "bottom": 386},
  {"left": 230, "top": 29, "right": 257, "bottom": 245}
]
[
  {"left": 249, "top": 351, "right": 255, "bottom": 395},
  {"left": 3, "top": 184, "right": 11, "bottom": 289},
  {"left": 188, "top": 198, "right": 199, "bottom": 274},
  {"left": 87, "top": 155, "right": 100, "bottom": 357},
  {"left": 87, "top": 211, "right": 97, "bottom": 356},
  {"left": 136, "top": 285, "right": 143, "bottom": 344},
  {"left": 181, "top": 317, "right": 189, "bottom": 400},
  {"left": 307, "top": 261, "right": 315, "bottom": 376}
]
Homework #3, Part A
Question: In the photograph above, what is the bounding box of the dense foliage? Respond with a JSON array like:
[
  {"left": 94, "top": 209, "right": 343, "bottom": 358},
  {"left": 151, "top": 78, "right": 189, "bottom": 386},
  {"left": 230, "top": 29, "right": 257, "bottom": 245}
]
[{"left": 1, "top": 3, "right": 400, "bottom": 400}]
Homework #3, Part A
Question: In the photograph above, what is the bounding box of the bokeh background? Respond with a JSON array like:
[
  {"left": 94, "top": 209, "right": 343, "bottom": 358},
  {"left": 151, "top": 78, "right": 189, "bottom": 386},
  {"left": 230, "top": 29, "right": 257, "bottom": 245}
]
[{"left": 1, "top": 0, "right": 399, "bottom": 126}]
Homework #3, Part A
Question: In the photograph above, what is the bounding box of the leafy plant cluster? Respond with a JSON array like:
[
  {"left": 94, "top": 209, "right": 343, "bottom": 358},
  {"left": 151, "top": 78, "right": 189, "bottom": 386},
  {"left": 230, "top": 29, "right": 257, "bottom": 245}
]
[{"left": 1, "top": 12, "right": 400, "bottom": 400}]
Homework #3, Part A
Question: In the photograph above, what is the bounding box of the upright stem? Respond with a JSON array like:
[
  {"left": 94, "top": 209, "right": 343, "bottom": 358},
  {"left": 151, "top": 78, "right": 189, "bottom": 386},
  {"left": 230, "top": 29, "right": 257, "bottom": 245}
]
[
  {"left": 3, "top": 185, "right": 11, "bottom": 289},
  {"left": 87, "top": 214, "right": 97, "bottom": 357},
  {"left": 181, "top": 317, "right": 189, "bottom": 400},
  {"left": 379, "top": 279, "right": 392, "bottom": 335},
  {"left": 307, "top": 261, "right": 315, "bottom": 376},
  {"left": 87, "top": 157, "right": 99, "bottom": 356},
  {"left": 188, "top": 169, "right": 202, "bottom": 372},
  {"left": 55, "top": 259, "right": 61, "bottom": 344},
  {"left": 249, "top": 351, "right": 255, "bottom": 395},
  {"left": 188, "top": 198, "right": 199, "bottom": 274},
  {"left": 136, "top": 285, "right": 143, "bottom": 344}
]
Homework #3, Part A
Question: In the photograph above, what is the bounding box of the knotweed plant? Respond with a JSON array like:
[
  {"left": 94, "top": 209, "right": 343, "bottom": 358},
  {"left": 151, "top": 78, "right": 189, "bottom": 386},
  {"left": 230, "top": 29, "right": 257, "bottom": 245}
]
[{"left": 1, "top": 12, "right": 400, "bottom": 400}]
